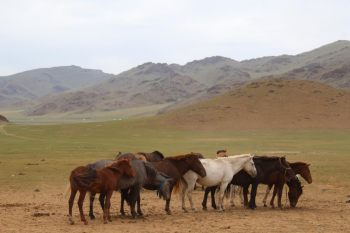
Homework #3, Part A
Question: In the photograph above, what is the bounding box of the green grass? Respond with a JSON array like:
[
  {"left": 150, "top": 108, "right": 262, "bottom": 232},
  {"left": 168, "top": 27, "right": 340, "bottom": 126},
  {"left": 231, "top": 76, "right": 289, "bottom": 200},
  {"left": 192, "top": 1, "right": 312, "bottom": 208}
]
[{"left": 0, "top": 121, "right": 349, "bottom": 189}]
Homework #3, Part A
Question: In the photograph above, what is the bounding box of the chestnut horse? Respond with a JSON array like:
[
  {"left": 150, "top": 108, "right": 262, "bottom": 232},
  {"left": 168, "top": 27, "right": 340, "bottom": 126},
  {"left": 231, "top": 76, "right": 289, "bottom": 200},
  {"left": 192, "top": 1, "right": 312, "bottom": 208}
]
[
  {"left": 262, "top": 161, "right": 311, "bottom": 207},
  {"left": 151, "top": 153, "right": 207, "bottom": 214},
  {"left": 68, "top": 159, "right": 135, "bottom": 225}
]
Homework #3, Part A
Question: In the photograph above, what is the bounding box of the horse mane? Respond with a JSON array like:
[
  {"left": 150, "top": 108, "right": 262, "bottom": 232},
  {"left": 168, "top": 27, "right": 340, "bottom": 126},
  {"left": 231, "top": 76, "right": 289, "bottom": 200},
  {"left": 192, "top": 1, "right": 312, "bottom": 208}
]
[
  {"left": 289, "top": 161, "right": 309, "bottom": 166},
  {"left": 253, "top": 155, "right": 282, "bottom": 160},
  {"left": 226, "top": 154, "right": 253, "bottom": 159},
  {"left": 165, "top": 153, "right": 198, "bottom": 161}
]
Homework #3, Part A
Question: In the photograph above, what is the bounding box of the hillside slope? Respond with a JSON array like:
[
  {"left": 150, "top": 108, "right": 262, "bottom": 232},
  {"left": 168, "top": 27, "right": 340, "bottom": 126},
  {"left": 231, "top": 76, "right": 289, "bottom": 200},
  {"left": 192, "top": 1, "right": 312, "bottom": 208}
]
[
  {"left": 0, "top": 66, "right": 113, "bottom": 106},
  {"left": 157, "top": 79, "right": 350, "bottom": 130},
  {"left": 26, "top": 41, "right": 350, "bottom": 116}
]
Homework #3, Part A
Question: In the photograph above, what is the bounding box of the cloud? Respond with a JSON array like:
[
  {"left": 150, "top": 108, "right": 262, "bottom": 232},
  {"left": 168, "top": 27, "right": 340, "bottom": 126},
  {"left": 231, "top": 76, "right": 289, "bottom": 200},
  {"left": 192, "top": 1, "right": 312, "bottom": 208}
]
[{"left": 0, "top": 0, "right": 349, "bottom": 75}]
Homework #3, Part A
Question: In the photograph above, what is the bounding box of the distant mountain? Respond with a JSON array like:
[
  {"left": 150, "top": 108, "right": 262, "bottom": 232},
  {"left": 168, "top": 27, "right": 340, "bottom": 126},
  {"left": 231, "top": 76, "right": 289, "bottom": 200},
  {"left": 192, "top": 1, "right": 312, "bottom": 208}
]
[
  {"left": 5, "top": 40, "right": 350, "bottom": 117},
  {"left": 0, "top": 114, "right": 9, "bottom": 123},
  {"left": 26, "top": 63, "right": 206, "bottom": 115},
  {"left": 157, "top": 78, "right": 350, "bottom": 130},
  {"left": 0, "top": 65, "right": 113, "bottom": 106}
]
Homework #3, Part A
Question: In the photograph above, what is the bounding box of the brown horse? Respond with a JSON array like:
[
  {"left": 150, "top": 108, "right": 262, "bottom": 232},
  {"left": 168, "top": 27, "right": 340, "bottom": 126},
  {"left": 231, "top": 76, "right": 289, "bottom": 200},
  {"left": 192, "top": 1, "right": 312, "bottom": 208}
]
[
  {"left": 263, "top": 161, "right": 311, "bottom": 207},
  {"left": 151, "top": 153, "right": 207, "bottom": 214},
  {"left": 68, "top": 159, "right": 135, "bottom": 225}
]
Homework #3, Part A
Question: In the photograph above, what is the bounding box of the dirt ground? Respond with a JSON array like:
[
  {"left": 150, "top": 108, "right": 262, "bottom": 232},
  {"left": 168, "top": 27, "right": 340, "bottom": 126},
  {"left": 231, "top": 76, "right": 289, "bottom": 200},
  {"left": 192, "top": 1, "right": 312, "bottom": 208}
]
[{"left": 1, "top": 183, "right": 349, "bottom": 233}]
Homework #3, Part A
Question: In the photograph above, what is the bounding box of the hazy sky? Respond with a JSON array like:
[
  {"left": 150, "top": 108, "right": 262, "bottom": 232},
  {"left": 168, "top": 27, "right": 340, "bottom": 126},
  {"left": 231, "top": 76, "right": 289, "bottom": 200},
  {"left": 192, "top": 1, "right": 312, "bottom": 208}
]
[{"left": 0, "top": 0, "right": 349, "bottom": 75}]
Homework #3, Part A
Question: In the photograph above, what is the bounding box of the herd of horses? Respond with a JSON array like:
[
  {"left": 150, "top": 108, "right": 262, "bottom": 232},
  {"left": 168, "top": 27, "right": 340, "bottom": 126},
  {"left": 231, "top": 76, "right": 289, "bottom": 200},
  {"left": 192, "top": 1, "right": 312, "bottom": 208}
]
[{"left": 67, "top": 151, "right": 312, "bottom": 225}]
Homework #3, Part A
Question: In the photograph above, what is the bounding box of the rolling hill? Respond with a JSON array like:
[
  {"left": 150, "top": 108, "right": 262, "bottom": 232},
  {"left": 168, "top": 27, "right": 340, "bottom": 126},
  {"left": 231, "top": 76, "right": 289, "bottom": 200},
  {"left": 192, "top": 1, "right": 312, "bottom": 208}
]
[
  {"left": 1, "top": 40, "right": 350, "bottom": 119},
  {"left": 0, "top": 65, "right": 113, "bottom": 107},
  {"left": 157, "top": 78, "right": 350, "bottom": 130}
]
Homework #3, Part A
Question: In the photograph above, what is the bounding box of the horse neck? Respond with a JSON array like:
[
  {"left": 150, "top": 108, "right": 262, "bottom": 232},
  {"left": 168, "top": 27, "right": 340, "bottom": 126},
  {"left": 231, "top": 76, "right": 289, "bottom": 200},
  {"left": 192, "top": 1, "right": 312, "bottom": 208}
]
[
  {"left": 227, "top": 156, "right": 250, "bottom": 172},
  {"left": 172, "top": 159, "right": 191, "bottom": 175}
]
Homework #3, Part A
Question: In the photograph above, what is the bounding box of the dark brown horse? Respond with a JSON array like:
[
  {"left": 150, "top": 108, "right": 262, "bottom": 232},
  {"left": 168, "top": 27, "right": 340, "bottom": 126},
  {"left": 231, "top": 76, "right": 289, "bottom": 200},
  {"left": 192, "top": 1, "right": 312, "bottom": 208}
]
[
  {"left": 68, "top": 159, "right": 135, "bottom": 225},
  {"left": 151, "top": 153, "right": 207, "bottom": 214},
  {"left": 262, "top": 161, "right": 311, "bottom": 207},
  {"left": 202, "top": 156, "right": 298, "bottom": 210}
]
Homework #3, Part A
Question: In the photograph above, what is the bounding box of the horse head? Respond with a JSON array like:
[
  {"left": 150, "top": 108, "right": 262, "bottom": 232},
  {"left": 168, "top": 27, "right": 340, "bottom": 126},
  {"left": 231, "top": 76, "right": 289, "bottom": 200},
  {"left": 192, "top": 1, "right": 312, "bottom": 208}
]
[
  {"left": 300, "top": 163, "right": 312, "bottom": 184},
  {"left": 187, "top": 154, "right": 206, "bottom": 178},
  {"left": 243, "top": 154, "right": 258, "bottom": 177},
  {"left": 288, "top": 176, "right": 303, "bottom": 207}
]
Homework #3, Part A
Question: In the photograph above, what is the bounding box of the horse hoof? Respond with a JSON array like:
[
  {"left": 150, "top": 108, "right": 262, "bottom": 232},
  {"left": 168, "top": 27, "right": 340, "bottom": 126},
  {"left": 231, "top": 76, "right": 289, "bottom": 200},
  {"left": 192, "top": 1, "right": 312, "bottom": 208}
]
[
  {"left": 84, "top": 221, "right": 88, "bottom": 225},
  {"left": 120, "top": 211, "right": 126, "bottom": 216},
  {"left": 182, "top": 208, "right": 188, "bottom": 213},
  {"left": 166, "top": 210, "right": 172, "bottom": 215},
  {"left": 263, "top": 204, "right": 267, "bottom": 207},
  {"left": 89, "top": 215, "right": 95, "bottom": 220},
  {"left": 192, "top": 208, "right": 197, "bottom": 212},
  {"left": 137, "top": 212, "right": 143, "bottom": 216},
  {"left": 103, "top": 221, "right": 108, "bottom": 224}
]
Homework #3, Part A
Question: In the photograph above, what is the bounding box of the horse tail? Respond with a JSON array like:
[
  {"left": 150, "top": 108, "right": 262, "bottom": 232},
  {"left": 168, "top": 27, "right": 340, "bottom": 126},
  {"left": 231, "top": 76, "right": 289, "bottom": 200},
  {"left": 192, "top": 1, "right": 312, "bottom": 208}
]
[{"left": 172, "top": 180, "right": 181, "bottom": 194}]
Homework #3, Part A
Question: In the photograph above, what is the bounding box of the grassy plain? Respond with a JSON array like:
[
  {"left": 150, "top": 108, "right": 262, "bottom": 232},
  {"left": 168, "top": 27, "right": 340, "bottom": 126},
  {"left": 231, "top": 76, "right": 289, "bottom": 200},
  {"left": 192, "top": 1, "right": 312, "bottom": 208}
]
[{"left": 1, "top": 120, "right": 349, "bottom": 189}]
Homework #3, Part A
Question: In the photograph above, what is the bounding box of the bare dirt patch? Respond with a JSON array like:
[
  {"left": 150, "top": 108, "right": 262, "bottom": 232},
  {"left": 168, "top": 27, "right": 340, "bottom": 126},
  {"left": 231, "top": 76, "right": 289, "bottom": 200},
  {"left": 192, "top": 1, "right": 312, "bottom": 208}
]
[{"left": 1, "top": 183, "right": 349, "bottom": 233}]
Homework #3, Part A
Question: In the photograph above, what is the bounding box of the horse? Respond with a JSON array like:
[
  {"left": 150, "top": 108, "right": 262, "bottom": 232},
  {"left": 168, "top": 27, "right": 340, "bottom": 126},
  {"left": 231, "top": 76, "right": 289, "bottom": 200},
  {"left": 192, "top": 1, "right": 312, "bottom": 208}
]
[
  {"left": 180, "top": 154, "right": 257, "bottom": 212},
  {"left": 115, "top": 159, "right": 172, "bottom": 218},
  {"left": 262, "top": 161, "right": 311, "bottom": 207},
  {"left": 68, "top": 159, "right": 135, "bottom": 225},
  {"left": 202, "top": 156, "right": 298, "bottom": 210},
  {"left": 88, "top": 157, "right": 172, "bottom": 219},
  {"left": 151, "top": 153, "right": 207, "bottom": 214}
]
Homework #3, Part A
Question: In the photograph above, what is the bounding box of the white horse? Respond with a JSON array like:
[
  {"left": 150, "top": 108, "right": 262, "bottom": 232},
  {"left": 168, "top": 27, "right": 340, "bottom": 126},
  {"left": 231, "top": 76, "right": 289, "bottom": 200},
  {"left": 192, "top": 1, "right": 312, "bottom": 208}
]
[{"left": 179, "top": 154, "right": 257, "bottom": 212}]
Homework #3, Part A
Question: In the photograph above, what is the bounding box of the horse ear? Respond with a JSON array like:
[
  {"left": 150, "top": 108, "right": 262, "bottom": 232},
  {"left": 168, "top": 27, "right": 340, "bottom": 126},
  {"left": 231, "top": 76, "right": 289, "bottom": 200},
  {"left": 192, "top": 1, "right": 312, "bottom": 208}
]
[{"left": 307, "top": 163, "right": 311, "bottom": 167}]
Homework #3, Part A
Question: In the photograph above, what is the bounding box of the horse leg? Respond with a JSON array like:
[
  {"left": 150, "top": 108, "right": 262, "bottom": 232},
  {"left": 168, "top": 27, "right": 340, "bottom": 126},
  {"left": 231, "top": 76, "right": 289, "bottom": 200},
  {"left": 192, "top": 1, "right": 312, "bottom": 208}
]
[
  {"left": 230, "top": 184, "right": 235, "bottom": 207},
  {"left": 187, "top": 188, "right": 197, "bottom": 211},
  {"left": 270, "top": 185, "right": 277, "bottom": 208},
  {"left": 128, "top": 186, "right": 140, "bottom": 219},
  {"left": 89, "top": 193, "right": 96, "bottom": 220},
  {"left": 243, "top": 185, "right": 249, "bottom": 207},
  {"left": 248, "top": 183, "right": 258, "bottom": 209},
  {"left": 181, "top": 180, "right": 188, "bottom": 213},
  {"left": 165, "top": 186, "right": 173, "bottom": 215},
  {"left": 77, "top": 190, "right": 88, "bottom": 225},
  {"left": 136, "top": 192, "right": 143, "bottom": 216},
  {"left": 120, "top": 189, "right": 127, "bottom": 216},
  {"left": 99, "top": 193, "right": 105, "bottom": 211},
  {"left": 210, "top": 187, "right": 217, "bottom": 209},
  {"left": 202, "top": 187, "right": 210, "bottom": 210},
  {"left": 238, "top": 186, "right": 244, "bottom": 205},
  {"left": 68, "top": 187, "right": 77, "bottom": 225},
  {"left": 217, "top": 182, "right": 229, "bottom": 211},
  {"left": 103, "top": 190, "right": 113, "bottom": 223},
  {"left": 263, "top": 184, "right": 273, "bottom": 207},
  {"left": 277, "top": 183, "right": 284, "bottom": 209}
]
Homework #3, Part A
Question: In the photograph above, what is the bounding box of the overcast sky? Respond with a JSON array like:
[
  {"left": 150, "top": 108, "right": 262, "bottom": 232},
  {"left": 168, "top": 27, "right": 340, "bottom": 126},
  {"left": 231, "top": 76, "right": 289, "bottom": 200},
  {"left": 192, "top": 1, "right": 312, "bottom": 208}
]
[{"left": 0, "top": 0, "right": 349, "bottom": 76}]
